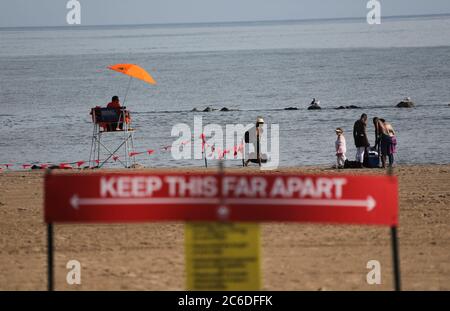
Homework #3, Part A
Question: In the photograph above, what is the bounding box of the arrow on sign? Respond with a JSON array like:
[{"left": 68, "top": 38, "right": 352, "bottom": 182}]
[
  {"left": 226, "top": 196, "right": 377, "bottom": 212},
  {"left": 70, "top": 195, "right": 376, "bottom": 212},
  {"left": 70, "top": 195, "right": 219, "bottom": 210}
]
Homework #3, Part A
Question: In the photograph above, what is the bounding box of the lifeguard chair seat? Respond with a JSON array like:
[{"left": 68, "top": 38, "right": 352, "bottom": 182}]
[{"left": 90, "top": 106, "right": 131, "bottom": 132}]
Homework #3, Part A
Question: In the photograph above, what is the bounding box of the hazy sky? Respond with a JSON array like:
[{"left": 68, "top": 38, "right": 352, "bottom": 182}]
[{"left": 1, "top": 0, "right": 450, "bottom": 27}]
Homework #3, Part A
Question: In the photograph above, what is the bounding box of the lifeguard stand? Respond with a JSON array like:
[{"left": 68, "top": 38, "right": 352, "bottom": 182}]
[{"left": 89, "top": 107, "right": 136, "bottom": 168}]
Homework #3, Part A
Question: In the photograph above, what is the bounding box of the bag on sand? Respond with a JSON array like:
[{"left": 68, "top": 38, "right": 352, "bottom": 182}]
[
  {"left": 367, "top": 150, "right": 380, "bottom": 168},
  {"left": 344, "top": 160, "right": 363, "bottom": 169}
]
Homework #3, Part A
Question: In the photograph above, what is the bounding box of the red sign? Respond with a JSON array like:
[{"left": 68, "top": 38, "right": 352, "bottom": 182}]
[{"left": 44, "top": 172, "right": 398, "bottom": 226}]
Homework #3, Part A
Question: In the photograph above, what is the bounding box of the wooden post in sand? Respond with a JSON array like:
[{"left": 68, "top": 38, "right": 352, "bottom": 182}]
[
  {"left": 201, "top": 134, "right": 208, "bottom": 168},
  {"left": 203, "top": 150, "right": 208, "bottom": 168},
  {"left": 256, "top": 128, "right": 261, "bottom": 167}
]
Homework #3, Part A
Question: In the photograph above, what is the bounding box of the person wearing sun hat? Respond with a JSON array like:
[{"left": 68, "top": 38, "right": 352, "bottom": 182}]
[{"left": 335, "top": 127, "right": 347, "bottom": 169}]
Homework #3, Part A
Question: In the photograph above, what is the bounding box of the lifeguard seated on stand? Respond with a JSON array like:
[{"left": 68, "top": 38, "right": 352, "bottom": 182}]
[
  {"left": 107, "top": 96, "right": 122, "bottom": 130},
  {"left": 90, "top": 96, "right": 132, "bottom": 132}
]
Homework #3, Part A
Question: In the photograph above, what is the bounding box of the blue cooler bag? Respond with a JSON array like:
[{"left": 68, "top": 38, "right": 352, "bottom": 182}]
[{"left": 368, "top": 150, "right": 380, "bottom": 168}]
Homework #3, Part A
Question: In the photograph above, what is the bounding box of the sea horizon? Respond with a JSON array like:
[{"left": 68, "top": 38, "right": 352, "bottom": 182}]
[{"left": 1, "top": 12, "right": 450, "bottom": 31}]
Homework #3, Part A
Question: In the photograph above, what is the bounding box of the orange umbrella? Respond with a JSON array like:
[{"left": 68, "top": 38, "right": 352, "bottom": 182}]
[
  {"left": 108, "top": 64, "right": 156, "bottom": 106},
  {"left": 108, "top": 64, "right": 157, "bottom": 85}
]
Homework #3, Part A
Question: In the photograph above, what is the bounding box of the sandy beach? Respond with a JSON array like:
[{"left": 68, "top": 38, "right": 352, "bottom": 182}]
[{"left": 0, "top": 164, "right": 449, "bottom": 291}]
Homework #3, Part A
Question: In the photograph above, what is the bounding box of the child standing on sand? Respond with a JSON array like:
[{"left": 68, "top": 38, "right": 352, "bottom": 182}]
[{"left": 335, "top": 128, "right": 347, "bottom": 169}]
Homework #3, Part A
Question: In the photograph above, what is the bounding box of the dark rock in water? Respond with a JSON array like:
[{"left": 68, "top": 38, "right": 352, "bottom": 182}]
[
  {"left": 307, "top": 105, "right": 321, "bottom": 110},
  {"left": 191, "top": 108, "right": 199, "bottom": 112},
  {"left": 203, "top": 106, "right": 216, "bottom": 112},
  {"left": 336, "top": 105, "right": 361, "bottom": 110},
  {"left": 31, "top": 165, "right": 42, "bottom": 170},
  {"left": 220, "top": 107, "right": 230, "bottom": 112},
  {"left": 397, "top": 101, "right": 415, "bottom": 108},
  {"left": 284, "top": 107, "right": 299, "bottom": 111}
]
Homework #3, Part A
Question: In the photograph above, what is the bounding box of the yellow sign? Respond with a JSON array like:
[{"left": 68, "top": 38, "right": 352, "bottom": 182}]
[{"left": 185, "top": 222, "right": 261, "bottom": 291}]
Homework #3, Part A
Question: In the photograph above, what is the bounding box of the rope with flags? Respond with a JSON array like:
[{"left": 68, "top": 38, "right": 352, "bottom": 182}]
[{"left": 0, "top": 134, "right": 245, "bottom": 171}]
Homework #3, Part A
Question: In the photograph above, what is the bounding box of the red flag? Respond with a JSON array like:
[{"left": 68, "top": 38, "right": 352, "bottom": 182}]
[
  {"left": 208, "top": 144, "right": 216, "bottom": 158},
  {"left": 217, "top": 148, "right": 224, "bottom": 160},
  {"left": 129, "top": 152, "right": 142, "bottom": 157},
  {"left": 237, "top": 143, "right": 244, "bottom": 154},
  {"left": 200, "top": 133, "right": 206, "bottom": 152},
  {"left": 147, "top": 149, "right": 155, "bottom": 155},
  {"left": 113, "top": 156, "right": 119, "bottom": 162},
  {"left": 219, "top": 149, "right": 229, "bottom": 159},
  {"left": 76, "top": 161, "right": 85, "bottom": 167}
]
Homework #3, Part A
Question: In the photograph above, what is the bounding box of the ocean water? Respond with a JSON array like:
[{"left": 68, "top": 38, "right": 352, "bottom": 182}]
[{"left": 1, "top": 16, "right": 450, "bottom": 168}]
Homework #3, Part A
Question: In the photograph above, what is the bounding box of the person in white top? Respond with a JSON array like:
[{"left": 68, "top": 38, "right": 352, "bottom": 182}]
[{"left": 335, "top": 127, "right": 347, "bottom": 169}]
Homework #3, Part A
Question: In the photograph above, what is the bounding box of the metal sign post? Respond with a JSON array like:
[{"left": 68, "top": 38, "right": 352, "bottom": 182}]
[
  {"left": 47, "top": 223, "right": 54, "bottom": 291},
  {"left": 388, "top": 167, "right": 401, "bottom": 291},
  {"left": 391, "top": 226, "right": 401, "bottom": 291}
]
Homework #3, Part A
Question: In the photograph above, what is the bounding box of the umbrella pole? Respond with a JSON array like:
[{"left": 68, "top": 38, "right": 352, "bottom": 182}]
[
  {"left": 122, "top": 75, "right": 135, "bottom": 168},
  {"left": 123, "top": 76, "right": 132, "bottom": 107}
]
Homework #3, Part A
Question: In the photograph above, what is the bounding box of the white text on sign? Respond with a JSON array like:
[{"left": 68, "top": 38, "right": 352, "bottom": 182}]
[{"left": 99, "top": 176, "right": 347, "bottom": 199}]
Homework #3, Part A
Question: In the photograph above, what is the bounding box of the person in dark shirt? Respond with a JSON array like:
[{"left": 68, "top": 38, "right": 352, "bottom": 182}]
[
  {"left": 106, "top": 96, "right": 122, "bottom": 131},
  {"left": 107, "top": 96, "right": 121, "bottom": 113},
  {"left": 353, "top": 113, "right": 370, "bottom": 166}
]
